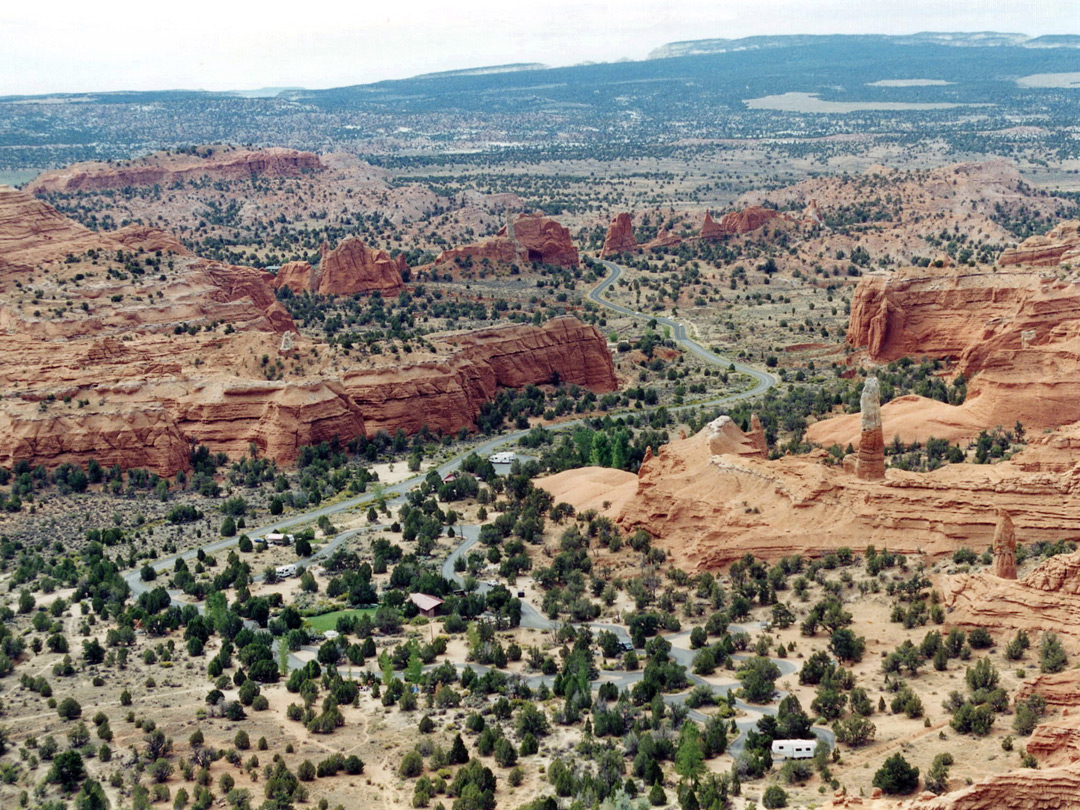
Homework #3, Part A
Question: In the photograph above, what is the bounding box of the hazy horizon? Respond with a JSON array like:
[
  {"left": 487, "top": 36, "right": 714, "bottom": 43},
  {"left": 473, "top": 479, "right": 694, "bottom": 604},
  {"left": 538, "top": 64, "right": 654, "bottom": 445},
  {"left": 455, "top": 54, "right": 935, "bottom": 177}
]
[{"left": 2, "top": 0, "right": 1076, "bottom": 97}]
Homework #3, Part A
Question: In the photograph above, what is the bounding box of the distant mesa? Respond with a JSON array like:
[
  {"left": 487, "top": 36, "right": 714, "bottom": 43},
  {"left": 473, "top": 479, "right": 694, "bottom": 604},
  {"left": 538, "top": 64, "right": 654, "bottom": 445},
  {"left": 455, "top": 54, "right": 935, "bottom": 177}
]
[{"left": 26, "top": 146, "right": 323, "bottom": 194}]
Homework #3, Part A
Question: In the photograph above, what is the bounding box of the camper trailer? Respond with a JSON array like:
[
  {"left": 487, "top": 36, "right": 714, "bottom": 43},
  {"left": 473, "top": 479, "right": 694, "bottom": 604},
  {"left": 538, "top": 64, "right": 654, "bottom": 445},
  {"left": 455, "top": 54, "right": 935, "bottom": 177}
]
[
  {"left": 771, "top": 739, "right": 818, "bottom": 760},
  {"left": 275, "top": 564, "right": 297, "bottom": 579},
  {"left": 489, "top": 451, "right": 516, "bottom": 464}
]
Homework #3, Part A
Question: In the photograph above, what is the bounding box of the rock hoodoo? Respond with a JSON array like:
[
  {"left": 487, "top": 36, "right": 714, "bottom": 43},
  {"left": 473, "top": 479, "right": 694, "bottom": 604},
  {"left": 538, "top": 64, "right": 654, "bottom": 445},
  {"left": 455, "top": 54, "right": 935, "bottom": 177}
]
[
  {"left": 855, "top": 377, "right": 885, "bottom": 480},
  {"left": 600, "top": 213, "right": 637, "bottom": 257},
  {"left": 747, "top": 414, "right": 768, "bottom": 458},
  {"left": 992, "top": 510, "right": 1018, "bottom": 579}
]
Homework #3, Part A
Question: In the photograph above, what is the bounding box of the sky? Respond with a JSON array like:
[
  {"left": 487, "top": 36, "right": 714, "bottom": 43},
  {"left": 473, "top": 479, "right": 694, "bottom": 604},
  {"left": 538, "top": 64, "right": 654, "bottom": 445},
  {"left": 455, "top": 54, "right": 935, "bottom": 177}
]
[{"left": 1, "top": 0, "right": 1073, "bottom": 96}]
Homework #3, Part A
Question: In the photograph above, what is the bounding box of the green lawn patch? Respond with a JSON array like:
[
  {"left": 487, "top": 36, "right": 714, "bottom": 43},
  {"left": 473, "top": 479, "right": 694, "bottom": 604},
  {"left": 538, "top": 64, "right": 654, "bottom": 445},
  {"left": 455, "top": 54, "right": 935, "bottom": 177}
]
[{"left": 304, "top": 608, "right": 375, "bottom": 634}]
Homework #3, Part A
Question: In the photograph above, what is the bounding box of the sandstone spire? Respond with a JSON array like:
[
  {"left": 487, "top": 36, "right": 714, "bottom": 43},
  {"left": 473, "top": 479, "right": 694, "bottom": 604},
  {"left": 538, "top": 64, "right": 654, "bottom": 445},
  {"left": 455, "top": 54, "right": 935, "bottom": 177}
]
[
  {"left": 856, "top": 376, "right": 885, "bottom": 480},
  {"left": 747, "top": 414, "right": 768, "bottom": 458},
  {"left": 993, "top": 510, "right": 1018, "bottom": 579},
  {"left": 600, "top": 212, "right": 637, "bottom": 257}
]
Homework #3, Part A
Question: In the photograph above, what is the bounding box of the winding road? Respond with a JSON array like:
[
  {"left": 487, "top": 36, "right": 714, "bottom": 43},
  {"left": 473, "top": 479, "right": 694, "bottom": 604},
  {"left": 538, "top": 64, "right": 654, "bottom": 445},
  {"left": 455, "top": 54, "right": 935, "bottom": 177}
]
[{"left": 122, "top": 262, "right": 825, "bottom": 755}]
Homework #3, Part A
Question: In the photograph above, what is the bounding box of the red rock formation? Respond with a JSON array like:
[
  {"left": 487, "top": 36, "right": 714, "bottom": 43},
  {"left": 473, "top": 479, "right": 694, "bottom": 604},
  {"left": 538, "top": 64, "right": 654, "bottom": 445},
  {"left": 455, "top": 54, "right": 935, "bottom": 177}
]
[
  {"left": 316, "top": 238, "right": 405, "bottom": 296},
  {"left": 845, "top": 262, "right": 1080, "bottom": 436},
  {"left": 0, "top": 185, "right": 118, "bottom": 275},
  {"left": 112, "top": 224, "right": 190, "bottom": 255},
  {"left": 803, "top": 199, "right": 823, "bottom": 225},
  {"left": 500, "top": 214, "right": 578, "bottom": 267},
  {"left": 747, "top": 414, "right": 768, "bottom": 458},
  {"left": 943, "top": 549, "right": 1080, "bottom": 649},
  {"left": 343, "top": 317, "right": 616, "bottom": 436},
  {"left": 910, "top": 764, "right": 1080, "bottom": 809},
  {"left": 597, "top": 416, "right": 1080, "bottom": 570},
  {"left": 434, "top": 214, "right": 579, "bottom": 270},
  {"left": 27, "top": 147, "right": 323, "bottom": 193},
  {"left": 855, "top": 377, "right": 885, "bottom": 480},
  {"left": 999, "top": 221, "right": 1080, "bottom": 267},
  {"left": 601, "top": 213, "right": 637, "bottom": 257},
  {"left": 992, "top": 510, "right": 1018, "bottom": 579},
  {"left": 705, "top": 415, "right": 767, "bottom": 458},
  {"left": 273, "top": 261, "right": 316, "bottom": 295},
  {"left": 272, "top": 240, "right": 405, "bottom": 297},
  {"left": 701, "top": 206, "right": 782, "bottom": 239},
  {"left": 642, "top": 227, "right": 683, "bottom": 250}
]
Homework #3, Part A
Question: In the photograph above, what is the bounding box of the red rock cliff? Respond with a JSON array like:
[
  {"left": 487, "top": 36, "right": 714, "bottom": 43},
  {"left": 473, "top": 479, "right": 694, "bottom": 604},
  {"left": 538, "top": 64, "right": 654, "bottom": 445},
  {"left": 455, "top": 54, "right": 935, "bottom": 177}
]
[
  {"left": 28, "top": 147, "right": 323, "bottom": 193},
  {"left": 434, "top": 213, "right": 579, "bottom": 270},
  {"left": 601, "top": 213, "right": 637, "bottom": 257}
]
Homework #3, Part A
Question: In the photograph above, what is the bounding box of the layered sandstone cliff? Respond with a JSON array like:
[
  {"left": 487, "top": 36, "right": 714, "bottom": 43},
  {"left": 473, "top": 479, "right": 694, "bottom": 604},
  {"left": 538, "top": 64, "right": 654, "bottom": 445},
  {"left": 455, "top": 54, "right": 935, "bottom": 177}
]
[
  {"left": 841, "top": 261, "right": 1080, "bottom": 440},
  {"left": 0, "top": 188, "right": 615, "bottom": 475},
  {"left": 542, "top": 415, "right": 1080, "bottom": 570},
  {"left": 998, "top": 220, "right": 1080, "bottom": 267},
  {"left": 28, "top": 147, "right": 323, "bottom": 193}
]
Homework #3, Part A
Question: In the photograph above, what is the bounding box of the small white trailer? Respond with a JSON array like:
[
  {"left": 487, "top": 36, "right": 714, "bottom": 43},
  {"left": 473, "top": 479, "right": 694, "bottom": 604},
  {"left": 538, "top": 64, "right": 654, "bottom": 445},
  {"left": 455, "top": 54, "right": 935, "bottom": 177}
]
[
  {"left": 275, "top": 564, "right": 297, "bottom": 579},
  {"left": 771, "top": 739, "right": 817, "bottom": 760},
  {"left": 489, "top": 451, "right": 516, "bottom": 464}
]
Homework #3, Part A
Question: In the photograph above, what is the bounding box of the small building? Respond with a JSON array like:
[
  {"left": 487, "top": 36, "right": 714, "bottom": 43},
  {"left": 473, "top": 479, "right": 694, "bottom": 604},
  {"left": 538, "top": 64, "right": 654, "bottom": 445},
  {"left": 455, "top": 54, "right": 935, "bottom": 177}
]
[
  {"left": 409, "top": 593, "right": 444, "bottom": 618},
  {"left": 266, "top": 533, "right": 293, "bottom": 546}
]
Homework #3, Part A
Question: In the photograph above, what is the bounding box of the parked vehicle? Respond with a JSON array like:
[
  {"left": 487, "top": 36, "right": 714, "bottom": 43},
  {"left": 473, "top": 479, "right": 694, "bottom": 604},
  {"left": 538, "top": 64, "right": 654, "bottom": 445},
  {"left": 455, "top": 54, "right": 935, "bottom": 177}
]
[{"left": 771, "top": 739, "right": 817, "bottom": 760}]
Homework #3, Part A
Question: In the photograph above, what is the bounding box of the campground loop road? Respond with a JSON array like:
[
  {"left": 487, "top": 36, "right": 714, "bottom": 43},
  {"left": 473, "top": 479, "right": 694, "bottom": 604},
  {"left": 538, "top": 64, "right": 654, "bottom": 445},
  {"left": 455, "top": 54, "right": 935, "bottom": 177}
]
[{"left": 123, "top": 261, "right": 827, "bottom": 753}]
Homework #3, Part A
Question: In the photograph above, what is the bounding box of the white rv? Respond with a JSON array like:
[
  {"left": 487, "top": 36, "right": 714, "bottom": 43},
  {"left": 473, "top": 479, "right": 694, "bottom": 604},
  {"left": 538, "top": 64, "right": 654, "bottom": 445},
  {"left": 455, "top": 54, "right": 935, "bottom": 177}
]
[
  {"left": 771, "top": 739, "right": 817, "bottom": 760},
  {"left": 275, "top": 564, "right": 297, "bottom": 579},
  {"left": 489, "top": 451, "right": 516, "bottom": 464}
]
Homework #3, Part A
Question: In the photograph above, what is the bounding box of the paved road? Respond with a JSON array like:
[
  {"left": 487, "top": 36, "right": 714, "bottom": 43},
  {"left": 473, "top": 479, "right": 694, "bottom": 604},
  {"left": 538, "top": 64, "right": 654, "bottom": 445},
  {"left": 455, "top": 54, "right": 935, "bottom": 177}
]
[{"left": 122, "top": 260, "right": 817, "bottom": 753}]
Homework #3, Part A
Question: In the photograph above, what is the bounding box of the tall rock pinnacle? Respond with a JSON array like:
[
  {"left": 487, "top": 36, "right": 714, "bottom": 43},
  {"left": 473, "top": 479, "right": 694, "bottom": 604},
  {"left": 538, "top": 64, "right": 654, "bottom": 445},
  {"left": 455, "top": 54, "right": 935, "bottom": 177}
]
[
  {"left": 993, "top": 510, "right": 1018, "bottom": 579},
  {"left": 856, "top": 377, "right": 886, "bottom": 480}
]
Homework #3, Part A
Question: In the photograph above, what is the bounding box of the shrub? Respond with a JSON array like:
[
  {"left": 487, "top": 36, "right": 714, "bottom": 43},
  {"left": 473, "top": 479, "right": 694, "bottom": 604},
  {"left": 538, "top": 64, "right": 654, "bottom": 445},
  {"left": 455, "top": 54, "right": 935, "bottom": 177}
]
[
  {"left": 873, "top": 753, "right": 920, "bottom": 795},
  {"left": 763, "top": 785, "right": 789, "bottom": 808}
]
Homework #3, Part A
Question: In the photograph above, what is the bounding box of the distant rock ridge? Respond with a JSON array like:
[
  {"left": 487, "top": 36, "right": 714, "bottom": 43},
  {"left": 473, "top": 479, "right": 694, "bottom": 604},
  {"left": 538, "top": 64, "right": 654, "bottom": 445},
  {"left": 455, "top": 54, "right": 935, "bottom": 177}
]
[
  {"left": 27, "top": 147, "right": 323, "bottom": 193},
  {"left": 701, "top": 206, "right": 783, "bottom": 238},
  {"left": 998, "top": 220, "right": 1080, "bottom": 267}
]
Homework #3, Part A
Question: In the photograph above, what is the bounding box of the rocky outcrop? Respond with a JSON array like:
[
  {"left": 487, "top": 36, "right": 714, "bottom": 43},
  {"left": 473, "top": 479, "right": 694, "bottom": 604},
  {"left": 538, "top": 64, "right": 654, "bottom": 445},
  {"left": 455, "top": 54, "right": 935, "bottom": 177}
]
[
  {"left": 0, "top": 185, "right": 118, "bottom": 275},
  {"left": 27, "top": 147, "right": 323, "bottom": 193},
  {"left": 848, "top": 377, "right": 885, "bottom": 480},
  {"left": 601, "top": 213, "right": 637, "bottom": 257},
  {"left": 992, "top": 510, "right": 1018, "bottom": 578},
  {"left": 910, "top": 764, "right": 1080, "bottom": 809},
  {"left": 845, "top": 262, "right": 1080, "bottom": 437},
  {"left": 273, "top": 261, "right": 316, "bottom": 295},
  {"left": 434, "top": 214, "right": 579, "bottom": 270},
  {"left": 272, "top": 239, "right": 406, "bottom": 297},
  {"left": 999, "top": 221, "right": 1080, "bottom": 267},
  {"left": 705, "top": 415, "right": 767, "bottom": 458},
  {"left": 943, "top": 548, "right": 1080, "bottom": 649},
  {"left": 112, "top": 224, "right": 191, "bottom": 255},
  {"left": 317, "top": 238, "right": 406, "bottom": 296},
  {"left": 343, "top": 317, "right": 616, "bottom": 436},
  {"left": 747, "top": 414, "right": 768, "bottom": 457},
  {"left": 578, "top": 416, "right": 1080, "bottom": 570},
  {"left": 701, "top": 206, "right": 782, "bottom": 238}
]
